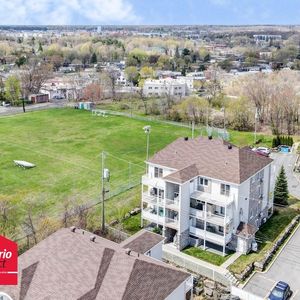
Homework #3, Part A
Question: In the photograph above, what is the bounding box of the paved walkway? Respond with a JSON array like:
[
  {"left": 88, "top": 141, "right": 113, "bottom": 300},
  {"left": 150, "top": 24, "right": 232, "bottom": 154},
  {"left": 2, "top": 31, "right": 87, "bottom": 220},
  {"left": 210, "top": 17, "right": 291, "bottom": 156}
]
[{"left": 221, "top": 251, "right": 242, "bottom": 269}]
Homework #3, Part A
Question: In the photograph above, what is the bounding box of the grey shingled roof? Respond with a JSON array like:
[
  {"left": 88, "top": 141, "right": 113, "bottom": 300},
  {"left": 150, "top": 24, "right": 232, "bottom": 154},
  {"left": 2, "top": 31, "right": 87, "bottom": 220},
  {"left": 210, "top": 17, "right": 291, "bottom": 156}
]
[
  {"left": 149, "top": 137, "right": 272, "bottom": 184},
  {"left": 120, "top": 229, "right": 165, "bottom": 254},
  {"left": 1, "top": 228, "right": 189, "bottom": 300}
]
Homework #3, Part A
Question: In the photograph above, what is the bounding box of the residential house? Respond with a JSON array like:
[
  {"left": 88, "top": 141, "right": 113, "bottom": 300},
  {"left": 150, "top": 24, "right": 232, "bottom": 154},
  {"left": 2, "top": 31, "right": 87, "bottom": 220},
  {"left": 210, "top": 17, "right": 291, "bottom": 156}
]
[
  {"left": 2, "top": 228, "right": 193, "bottom": 300},
  {"left": 143, "top": 78, "right": 190, "bottom": 98},
  {"left": 141, "top": 137, "right": 274, "bottom": 255}
]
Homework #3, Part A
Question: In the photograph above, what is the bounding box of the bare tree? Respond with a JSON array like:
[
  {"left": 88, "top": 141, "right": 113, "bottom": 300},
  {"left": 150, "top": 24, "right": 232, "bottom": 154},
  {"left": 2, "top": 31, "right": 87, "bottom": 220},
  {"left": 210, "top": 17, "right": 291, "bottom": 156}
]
[{"left": 21, "top": 60, "right": 52, "bottom": 99}]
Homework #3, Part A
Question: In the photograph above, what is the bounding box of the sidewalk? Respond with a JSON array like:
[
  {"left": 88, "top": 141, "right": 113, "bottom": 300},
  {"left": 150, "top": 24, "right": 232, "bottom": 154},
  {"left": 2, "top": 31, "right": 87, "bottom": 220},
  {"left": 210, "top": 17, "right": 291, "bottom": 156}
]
[{"left": 221, "top": 251, "right": 242, "bottom": 269}]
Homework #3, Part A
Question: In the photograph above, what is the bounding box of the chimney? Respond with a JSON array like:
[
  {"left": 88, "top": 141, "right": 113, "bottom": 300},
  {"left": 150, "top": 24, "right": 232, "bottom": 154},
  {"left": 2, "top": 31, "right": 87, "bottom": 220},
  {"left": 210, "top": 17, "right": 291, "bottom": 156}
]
[
  {"left": 184, "top": 137, "right": 189, "bottom": 141},
  {"left": 208, "top": 136, "right": 212, "bottom": 140},
  {"left": 228, "top": 144, "right": 232, "bottom": 150},
  {"left": 70, "top": 226, "right": 76, "bottom": 233},
  {"left": 125, "top": 248, "right": 132, "bottom": 256},
  {"left": 90, "top": 235, "right": 96, "bottom": 242}
]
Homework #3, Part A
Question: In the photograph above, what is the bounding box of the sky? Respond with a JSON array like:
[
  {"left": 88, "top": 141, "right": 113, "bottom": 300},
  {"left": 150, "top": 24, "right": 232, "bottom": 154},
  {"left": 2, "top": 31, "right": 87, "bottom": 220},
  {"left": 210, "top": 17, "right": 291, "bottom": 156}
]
[{"left": 0, "top": 0, "right": 299, "bottom": 26}]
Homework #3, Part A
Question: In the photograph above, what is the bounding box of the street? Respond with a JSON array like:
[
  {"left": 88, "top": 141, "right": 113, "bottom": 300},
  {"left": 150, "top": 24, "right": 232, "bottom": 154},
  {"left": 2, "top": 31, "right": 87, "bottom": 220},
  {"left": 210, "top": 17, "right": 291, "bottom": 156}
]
[
  {"left": 244, "top": 224, "right": 300, "bottom": 299},
  {"left": 0, "top": 100, "right": 66, "bottom": 116}
]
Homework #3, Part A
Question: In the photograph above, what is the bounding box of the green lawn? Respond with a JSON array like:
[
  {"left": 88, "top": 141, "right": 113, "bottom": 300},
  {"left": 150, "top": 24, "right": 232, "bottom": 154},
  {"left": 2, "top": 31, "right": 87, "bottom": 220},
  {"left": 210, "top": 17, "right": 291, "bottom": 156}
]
[
  {"left": 120, "top": 213, "right": 142, "bottom": 235},
  {"left": 229, "top": 208, "right": 299, "bottom": 274},
  {"left": 0, "top": 108, "right": 274, "bottom": 239},
  {"left": 183, "top": 246, "right": 234, "bottom": 266}
]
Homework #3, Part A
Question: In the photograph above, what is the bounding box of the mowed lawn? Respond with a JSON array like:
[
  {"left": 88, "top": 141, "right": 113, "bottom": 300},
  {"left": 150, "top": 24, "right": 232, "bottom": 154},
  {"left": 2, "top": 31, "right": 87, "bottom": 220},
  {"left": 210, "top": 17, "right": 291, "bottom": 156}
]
[
  {"left": 0, "top": 108, "right": 193, "bottom": 225},
  {"left": 0, "top": 108, "right": 273, "bottom": 238}
]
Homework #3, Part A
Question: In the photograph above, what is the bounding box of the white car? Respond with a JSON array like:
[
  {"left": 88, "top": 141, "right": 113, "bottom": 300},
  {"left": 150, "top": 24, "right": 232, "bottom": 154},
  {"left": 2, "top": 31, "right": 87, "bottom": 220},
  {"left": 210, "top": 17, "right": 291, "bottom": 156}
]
[{"left": 252, "top": 147, "right": 270, "bottom": 156}]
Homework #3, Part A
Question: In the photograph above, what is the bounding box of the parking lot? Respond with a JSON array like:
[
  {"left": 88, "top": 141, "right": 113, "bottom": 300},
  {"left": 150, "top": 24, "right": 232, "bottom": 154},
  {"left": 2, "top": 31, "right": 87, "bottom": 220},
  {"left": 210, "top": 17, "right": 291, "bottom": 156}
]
[
  {"left": 270, "top": 152, "right": 300, "bottom": 199},
  {"left": 244, "top": 225, "right": 300, "bottom": 299}
]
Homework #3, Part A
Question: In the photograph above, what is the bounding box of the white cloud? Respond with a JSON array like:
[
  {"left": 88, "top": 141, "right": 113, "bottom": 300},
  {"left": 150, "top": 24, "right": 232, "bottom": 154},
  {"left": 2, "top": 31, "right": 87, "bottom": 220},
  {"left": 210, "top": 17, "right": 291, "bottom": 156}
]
[{"left": 0, "top": 0, "right": 140, "bottom": 25}]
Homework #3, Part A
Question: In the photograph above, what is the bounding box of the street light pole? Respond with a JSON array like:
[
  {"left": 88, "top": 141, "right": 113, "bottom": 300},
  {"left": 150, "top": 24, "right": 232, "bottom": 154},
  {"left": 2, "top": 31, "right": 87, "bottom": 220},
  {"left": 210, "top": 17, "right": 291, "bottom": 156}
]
[
  {"left": 143, "top": 125, "right": 151, "bottom": 161},
  {"left": 254, "top": 108, "right": 258, "bottom": 144}
]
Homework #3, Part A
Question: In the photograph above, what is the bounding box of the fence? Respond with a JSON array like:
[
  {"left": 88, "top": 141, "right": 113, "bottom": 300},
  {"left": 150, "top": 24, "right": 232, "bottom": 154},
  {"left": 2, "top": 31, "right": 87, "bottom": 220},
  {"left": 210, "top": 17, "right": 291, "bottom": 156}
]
[
  {"left": 231, "top": 286, "right": 263, "bottom": 300},
  {"left": 97, "top": 109, "right": 230, "bottom": 140},
  {"left": 162, "top": 245, "right": 231, "bottom": 287}
]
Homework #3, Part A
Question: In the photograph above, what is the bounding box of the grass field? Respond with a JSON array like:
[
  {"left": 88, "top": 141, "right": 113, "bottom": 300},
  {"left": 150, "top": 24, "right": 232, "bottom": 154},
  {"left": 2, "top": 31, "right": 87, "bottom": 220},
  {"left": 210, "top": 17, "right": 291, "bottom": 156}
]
[{"left": 0, "top": 108, "right": 273, "bottom": 239}]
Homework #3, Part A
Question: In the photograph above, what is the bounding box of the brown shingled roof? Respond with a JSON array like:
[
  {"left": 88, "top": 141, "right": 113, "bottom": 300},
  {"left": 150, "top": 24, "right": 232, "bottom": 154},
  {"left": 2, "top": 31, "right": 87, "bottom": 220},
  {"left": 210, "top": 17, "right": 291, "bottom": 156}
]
[
  {"left": 120, "top": 229, "right": 165, "bottom": 254},
  {"left": 148, "top": 137, "right": 272, "bottom": 184},
  {"left": 1, "top": 228, "right": 190, "bottom": 300},
  {"left": 236, "top": 222, "right": 258, "bottom": 238}
]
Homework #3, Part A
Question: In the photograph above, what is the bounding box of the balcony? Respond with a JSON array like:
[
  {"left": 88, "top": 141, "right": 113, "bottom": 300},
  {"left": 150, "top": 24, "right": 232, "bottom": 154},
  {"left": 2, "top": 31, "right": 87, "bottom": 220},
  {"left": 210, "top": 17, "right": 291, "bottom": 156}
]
[
  {"left": 190, "top": 190, "right": 234, "bottom": 207},
  {"left": 142, "top": 208, "right": 165, "bottom": 225},
  {"left": 165, "top": 198, "right": 179, "bottom": 211},
  {"left": 165, "top": 217, "right": 179, "bottom": 229},
  {"left": 189, "top": 226, "right": 232, "bottom": 245},
  {"left": 190, "top": 207, "right": 205, "bottom": 219},
  {"left": 142, "top": 193, "right": 164, "bottom": 205},
  {"left": 206, "top": 212, "right": 232, "bottom": 226},
  {"left": 142, "top": 174, "right": 165, "bottom": 189}
]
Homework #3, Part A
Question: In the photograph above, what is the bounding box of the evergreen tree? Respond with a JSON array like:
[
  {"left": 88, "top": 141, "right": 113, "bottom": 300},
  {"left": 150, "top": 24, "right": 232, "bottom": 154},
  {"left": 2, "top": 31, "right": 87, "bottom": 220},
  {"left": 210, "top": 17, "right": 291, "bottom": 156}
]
[
  {"left": 273, "top": 166, "right": 289, "bottom": 205},
  {"left": 90, "top": 52, "right": 97, "bottom": 64},
  {"left": 38, "top": 41, "right": 43, "bottom": 52}
]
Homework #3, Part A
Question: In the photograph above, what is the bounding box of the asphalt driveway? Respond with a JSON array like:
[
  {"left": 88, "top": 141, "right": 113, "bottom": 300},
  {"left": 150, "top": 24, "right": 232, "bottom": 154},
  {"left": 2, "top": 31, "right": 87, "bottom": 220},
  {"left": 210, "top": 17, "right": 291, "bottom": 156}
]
[
  {"left": 270, "top": 152, "right": 300, "bottom": 199},
  {"left": 244, "top": 224, "right": 300, "bottom": 299}
]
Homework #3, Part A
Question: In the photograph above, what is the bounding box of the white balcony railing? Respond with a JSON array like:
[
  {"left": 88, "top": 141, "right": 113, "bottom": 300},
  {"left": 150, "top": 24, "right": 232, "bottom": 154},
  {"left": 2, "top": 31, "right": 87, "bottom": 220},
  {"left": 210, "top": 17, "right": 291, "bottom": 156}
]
[
  {"left": 165, "top": 198, "right": 179, "bottom": 210},
  {"left": 165, "top": 217, "right": 179, "bottom": 228},
  {"left": 142, "top": 175, "right": 165, "bottom": 189},
  {"left": 190, "top": 207, "right": 205, "bottom": 219},
  {"left": 190, "top": 190, "right": 234, "bottom": 207},
  {"left": 142, "top": 193, "right": 164, "bottom": 205},
  {"left": 142, "top": 209, "right": 165, "bottom": 225},
  {"left": 189, "top": 226, "right": 232, "bottom": 245}
]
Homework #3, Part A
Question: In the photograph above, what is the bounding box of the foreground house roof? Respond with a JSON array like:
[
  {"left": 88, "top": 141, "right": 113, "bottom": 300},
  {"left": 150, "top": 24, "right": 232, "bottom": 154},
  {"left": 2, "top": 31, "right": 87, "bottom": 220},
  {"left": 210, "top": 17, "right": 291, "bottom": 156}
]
[
  {"left": 148, "top": 137, "right": 273, "bottom": 184},
  {"left": 2, "top": 229, "right": 189, "bottom": 300},
  {"left": 120, "top": 229, "right": 165, "bottom": 254}
]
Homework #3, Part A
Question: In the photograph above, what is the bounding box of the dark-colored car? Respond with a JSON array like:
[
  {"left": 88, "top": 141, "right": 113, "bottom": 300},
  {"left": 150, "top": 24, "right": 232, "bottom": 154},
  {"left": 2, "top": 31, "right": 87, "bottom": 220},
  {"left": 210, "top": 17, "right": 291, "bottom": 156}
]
[{"left": 268, "top": 281, "right": 292, "bottom": 300}]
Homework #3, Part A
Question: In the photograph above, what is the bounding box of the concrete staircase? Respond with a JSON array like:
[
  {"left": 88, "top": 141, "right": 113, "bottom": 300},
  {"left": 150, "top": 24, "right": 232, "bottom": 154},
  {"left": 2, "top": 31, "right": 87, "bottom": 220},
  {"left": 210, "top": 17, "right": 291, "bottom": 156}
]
[{"left": 224, "top": 271, "right": 240, "bottom": 287}]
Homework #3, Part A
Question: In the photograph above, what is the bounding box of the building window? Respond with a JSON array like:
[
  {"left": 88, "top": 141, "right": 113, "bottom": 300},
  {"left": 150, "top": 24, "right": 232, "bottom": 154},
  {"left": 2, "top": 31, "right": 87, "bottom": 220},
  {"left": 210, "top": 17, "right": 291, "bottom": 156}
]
[
  {"left": 154, "top": 167, "right": 163, "bottom": 178},
  {"left": 149, "top": 87, "right": 152, "bottom": 90},
  {"left": 218, "top": 226, "right": 224, "bottom": 233},
  {"left": 220, "top": 184, "right": 230, "bottom": 196},
  {"left": 199, "top": 177, "right": 208, "bottom": 186}
]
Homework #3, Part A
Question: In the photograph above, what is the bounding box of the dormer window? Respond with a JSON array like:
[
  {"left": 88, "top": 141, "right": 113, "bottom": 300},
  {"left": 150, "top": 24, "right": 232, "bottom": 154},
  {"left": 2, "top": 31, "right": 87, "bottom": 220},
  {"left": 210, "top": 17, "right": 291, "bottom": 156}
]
[
  {"left": 220, "top": 183, "right": 230, "bottom": 196},
  {"left": 198, "top": 177, "right": 208, "bottom": 186},
  {"left": 154, "top": 167, "right": 163, "bottom": 178}
]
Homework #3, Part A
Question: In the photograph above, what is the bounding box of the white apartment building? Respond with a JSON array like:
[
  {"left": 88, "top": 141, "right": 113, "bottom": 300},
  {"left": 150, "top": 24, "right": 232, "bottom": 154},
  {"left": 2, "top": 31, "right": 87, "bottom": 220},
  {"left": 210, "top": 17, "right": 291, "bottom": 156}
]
[
  {"left": 141, "top": 137, "right": 274, "bottom": 255},
  {"left": 143, "top": 78, "right": 190, "bottom": 98}
]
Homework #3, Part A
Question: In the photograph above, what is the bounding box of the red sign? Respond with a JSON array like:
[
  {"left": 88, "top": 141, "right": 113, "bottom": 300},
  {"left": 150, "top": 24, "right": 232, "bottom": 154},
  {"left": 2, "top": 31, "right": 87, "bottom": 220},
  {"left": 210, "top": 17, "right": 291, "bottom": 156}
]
[{"left": 0, "top": 235, "right": 18, "bottom": 285}]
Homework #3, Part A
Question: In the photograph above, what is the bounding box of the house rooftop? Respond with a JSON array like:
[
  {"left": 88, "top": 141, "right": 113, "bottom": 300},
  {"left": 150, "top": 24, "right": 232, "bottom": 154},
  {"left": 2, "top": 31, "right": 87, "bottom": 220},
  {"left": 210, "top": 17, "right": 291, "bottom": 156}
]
[
  {"left": 2, "top": 228, "right": 189, "bottom": 300},
  {"left": 149, "top": 137, "right": 272, "bottom": 184},
  {"left": 120, "top": 229, "right": 165, "bottom": 254}
]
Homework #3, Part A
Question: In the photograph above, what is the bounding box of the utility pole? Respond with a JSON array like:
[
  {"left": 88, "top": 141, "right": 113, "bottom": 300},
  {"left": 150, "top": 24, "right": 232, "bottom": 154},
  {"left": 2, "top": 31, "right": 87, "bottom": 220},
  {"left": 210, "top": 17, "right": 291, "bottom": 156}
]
[
  {"left": 101, "top": 151, "right": 110, "bottom": 233},
  {"left": 254, "top": 108, "right": 258, "bottom": 144},
  {"left": 191, "top": 121, "right": 195, "bottom": 139}
]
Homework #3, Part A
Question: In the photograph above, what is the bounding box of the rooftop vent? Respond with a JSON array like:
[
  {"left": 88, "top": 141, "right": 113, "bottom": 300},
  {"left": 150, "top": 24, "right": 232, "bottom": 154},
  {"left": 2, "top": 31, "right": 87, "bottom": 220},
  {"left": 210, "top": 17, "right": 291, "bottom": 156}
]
[
  {"left": 208, "top": 136, "right": 213, "bottom": 140},
  {"left": 70, "top": 226, "right": 76, "bottom": 233},
  {"left": 184, "top": 137, "right": 189, "bottom": 141},
  {"left": 228, "top": 144, "right": 232, "bottom": 150},
  {"left": 125, "top": 248, "right": 132, "bottom": 256},
  {"left": 90, "top": 235, "right": 96, "bottom": 242}
]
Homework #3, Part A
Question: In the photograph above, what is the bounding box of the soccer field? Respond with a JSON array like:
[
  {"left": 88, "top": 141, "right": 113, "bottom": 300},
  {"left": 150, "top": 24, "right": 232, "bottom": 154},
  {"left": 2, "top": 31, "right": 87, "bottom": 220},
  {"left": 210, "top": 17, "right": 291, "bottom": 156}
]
[
  {"left": 0, "top": 109, "right": 194, "bottom": 234},
  {"left": 0, "top": 108, "right": 273, "bottom": 239}
]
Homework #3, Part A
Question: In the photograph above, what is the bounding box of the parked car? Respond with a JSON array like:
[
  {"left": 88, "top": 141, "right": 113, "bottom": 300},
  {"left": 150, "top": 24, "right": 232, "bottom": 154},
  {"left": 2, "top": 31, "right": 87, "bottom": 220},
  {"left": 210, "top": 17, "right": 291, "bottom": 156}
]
[
  {"left": 252, "top": 147, "right": 270, "bottom": 157},
  {"left": 267, "top": 281, "right": 292, "bottom": 300}
]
